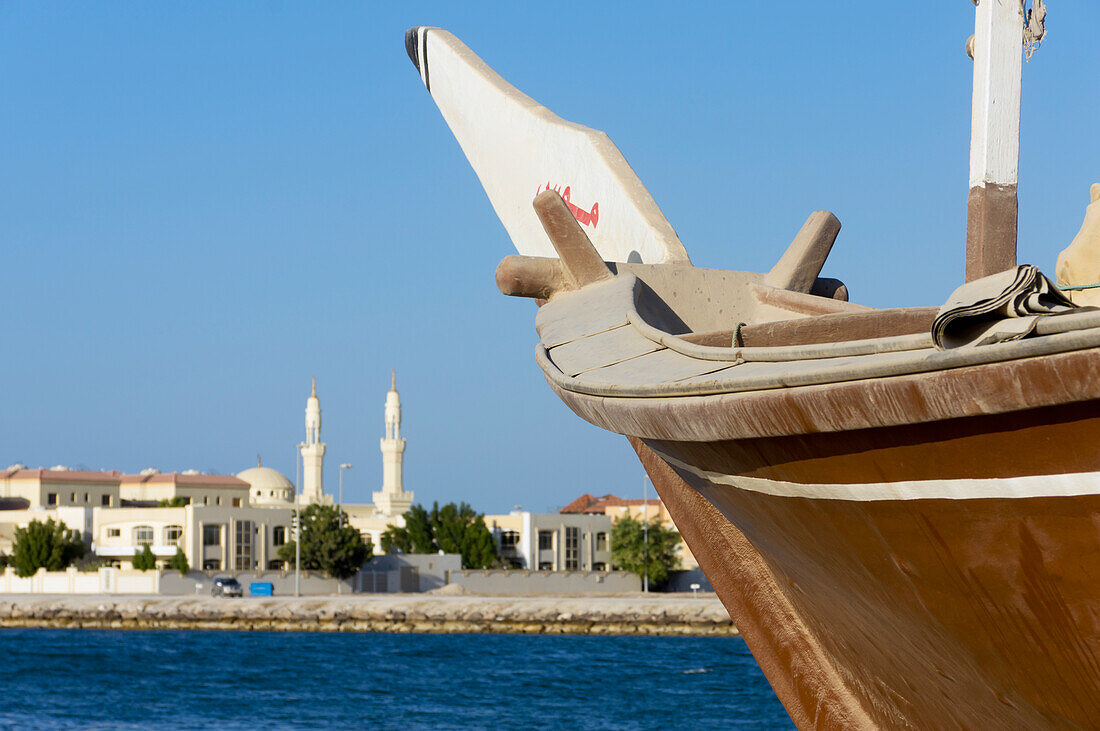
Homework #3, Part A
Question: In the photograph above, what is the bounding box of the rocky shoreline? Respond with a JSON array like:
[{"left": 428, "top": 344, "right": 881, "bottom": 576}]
[{"left": 0, "top": 594, "right": 737, "bottom": 636}]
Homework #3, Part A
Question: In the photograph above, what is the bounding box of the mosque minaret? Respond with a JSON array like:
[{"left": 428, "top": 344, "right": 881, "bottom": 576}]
[
  {"left": 300, "top": 376, "right": 328, "bottom": 504},
  {"left": 373, "top": 370, "right": 413, "bottom": 517}
]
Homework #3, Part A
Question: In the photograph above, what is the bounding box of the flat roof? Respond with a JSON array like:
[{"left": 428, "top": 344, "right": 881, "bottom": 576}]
[
  {"left": 2, "top": 468, "right": 124, "bottom": 484},
  {"left": 120, "top": 473, "right": 249, "bottom": 488}
]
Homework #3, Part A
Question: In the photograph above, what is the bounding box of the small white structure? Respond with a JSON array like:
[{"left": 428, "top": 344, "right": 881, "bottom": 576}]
[{"left": 237, "top": 458, "right": 295, "bottom": 506}]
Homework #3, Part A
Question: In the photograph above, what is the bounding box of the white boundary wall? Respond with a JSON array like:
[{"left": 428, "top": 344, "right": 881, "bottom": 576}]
[{"left": 1, "top": 567, "right": 159, "bottom": 594}]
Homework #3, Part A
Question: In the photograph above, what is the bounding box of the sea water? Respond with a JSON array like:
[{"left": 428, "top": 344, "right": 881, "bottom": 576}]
[{"left": 0, "top": 629, "right": 794, "bottom": 729}]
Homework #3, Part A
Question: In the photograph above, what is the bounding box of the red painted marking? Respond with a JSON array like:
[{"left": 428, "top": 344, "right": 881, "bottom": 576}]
[{"left": 537, "top": 182, "right": 599, "bottom": 228}]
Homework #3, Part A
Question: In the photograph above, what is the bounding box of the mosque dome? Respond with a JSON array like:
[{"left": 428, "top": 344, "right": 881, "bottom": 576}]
[{"left": 237, "top": 463, "right": 295, "bottom": 506}]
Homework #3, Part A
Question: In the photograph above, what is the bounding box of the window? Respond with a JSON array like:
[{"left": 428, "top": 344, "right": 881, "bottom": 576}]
[
  {"left": 499, "top": 530, "right": 520, "bottom": 553},
  {"left": 538, "top": 561, "right": 553, "bottom": 570},
  {"left": 234, "top": 520, "right": 253, "bottom": 570},
  {"left": 107, "top": 528, "right": 121, "bottom": 538},
  {"left": 593, "top": 562, "right": 607, "bottom": 571},
  {"left": 564, "top": 527, "right": 579, "bottom": 570},
  {"left": 203, "top": 559, "right": 221, "bottom": 570},
  {"left": 47, "top": 493, "right": 57, "bottom": 506},
  {"left": 231, "top": 498, "right": 241, "bottom": 508},
  {"left": 203, "top": 524, "right": 221, "bottom": 546},
  {"left": 273, "top": 526, "right": 287, "bottom": 546},
  {"left": 538, "top": 530, "right": 553, "bottom": 550},
  {"left": 595, "top": 532, "right": 608, "bottom": 551},
  {"left": 71, "top": 492, "right": 76, "bottom": 502},
  {"left": 165, "top": 525, "right": 183, "bottom": 545},
  {"left": 102, "top": 494, "right": 111, "bottom": 506},
  {"left": 267, "top": 560, "right": 284, "bottom": 570},
  {"left": 84, "top": 493, "right": 90, "bottom": 503},
  {"left": 217, "top": 497, "right": 222, "bottom": 506},
  {"left": 134, "top": 526, "right": 154, "bottom": 545},
  {"left": 203, "top": 496, "right": 209, "bottom": 505}
]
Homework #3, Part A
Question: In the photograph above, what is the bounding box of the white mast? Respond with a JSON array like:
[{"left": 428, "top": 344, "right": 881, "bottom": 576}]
[{"left": 966, "top": 0, "right": 1031, "bottom": 281}]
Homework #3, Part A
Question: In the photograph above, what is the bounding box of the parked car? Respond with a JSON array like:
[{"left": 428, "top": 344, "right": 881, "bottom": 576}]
[{"left": 211, "top": 576, "right": 243, "bottom": 598}]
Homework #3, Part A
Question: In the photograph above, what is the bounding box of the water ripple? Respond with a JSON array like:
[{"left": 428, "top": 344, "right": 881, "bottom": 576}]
[{"left": 0, "top": 628, "right": 793, "bottom": 729}]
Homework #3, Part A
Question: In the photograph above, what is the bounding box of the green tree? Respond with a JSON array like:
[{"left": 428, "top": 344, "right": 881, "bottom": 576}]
[
  {"left": 381, "top": 501, "right": 497, "bottom": 569},
  {"left": 610, "top": 515, "right": 682, "bottom": 588},
  {"left": 132, "top": 544, "right": 157, "bottom": 571},
  {"left": 167, "top": 547, "right": 189, "bottom": 575},
  {"left": 10, "top": 518, "right": 85, "bottom": 577},
  {"left": 157, "top": 496, "right": 188, "bottom": 507},
  {"left": 278, "top": 504, "right": 372, "bottom": 580},
  {"left": 381, "top": 504, "right": 435, "bottom": 554}
]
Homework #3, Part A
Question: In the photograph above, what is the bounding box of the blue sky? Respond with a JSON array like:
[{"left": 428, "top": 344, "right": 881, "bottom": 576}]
[{"left": 2, "top": 2, "right": 1097, "bottom": 512}]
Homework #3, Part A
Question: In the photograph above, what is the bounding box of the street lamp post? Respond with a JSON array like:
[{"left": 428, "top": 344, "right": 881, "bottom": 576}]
[
  {"left": 295, "top": 443, "right": 303, "bottom": 598},
  {"left": 337, "top": 463, "right": 352, "bottom": 597},
  {"left": 338, "top": 463, "right": 353, "bottom": 525}
]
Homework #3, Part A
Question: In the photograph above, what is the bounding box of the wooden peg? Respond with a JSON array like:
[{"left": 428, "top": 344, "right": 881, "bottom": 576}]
[{"left": 533, "top": 189, "right": 613, "bottom": 288}]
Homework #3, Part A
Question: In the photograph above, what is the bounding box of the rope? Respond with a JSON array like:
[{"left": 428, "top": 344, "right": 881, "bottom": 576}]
[
  {"left": 1060, "top": 282, "right": 1100, "bottom": 291},
  {"left": 732, "top": 322, "right": 748, "bottom": 348},
  {"left": 1023, "top": 0, "right": 1047, "bottom": 60}
]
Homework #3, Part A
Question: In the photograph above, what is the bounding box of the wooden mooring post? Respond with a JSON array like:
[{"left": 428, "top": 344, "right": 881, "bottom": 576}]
[{"left": 967, "top": 0, "right": 1025, "bottom": 281}]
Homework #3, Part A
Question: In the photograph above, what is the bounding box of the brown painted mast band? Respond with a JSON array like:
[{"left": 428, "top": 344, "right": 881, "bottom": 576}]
[{"left": 966, "top": 183, "right": 1018, "bottom": 281}]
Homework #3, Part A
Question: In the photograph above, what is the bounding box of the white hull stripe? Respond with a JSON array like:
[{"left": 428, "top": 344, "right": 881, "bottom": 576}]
[{"left": 651, "top": 447, "right": 1100, "bottom": 502}]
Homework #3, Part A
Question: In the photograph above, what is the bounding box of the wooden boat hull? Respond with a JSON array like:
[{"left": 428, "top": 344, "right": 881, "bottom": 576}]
[
  {"left": 628, "top": 396, "right": 1100, "bottom": 729},
  {"left": 526, "top": 271, "right": 1100, "bottom": 729},
  {"left": 533, "top": 276, "right": 1100, "bottom": 728}
]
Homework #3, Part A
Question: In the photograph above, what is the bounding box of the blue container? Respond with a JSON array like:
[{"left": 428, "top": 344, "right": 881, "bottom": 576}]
[{"left": 250, "top": 582, "right": 274, "bottom": 597}]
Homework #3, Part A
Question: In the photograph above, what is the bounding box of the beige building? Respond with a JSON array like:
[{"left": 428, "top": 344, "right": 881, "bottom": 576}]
[
  {"left": 0, "top": 466, "right": 118, "bottom": 556},
  {"left": 119, "top": 470, "right": 250, "bottom": 508},
  {"left": 484, "top": 509, "right": 613, "bottom": 571},
  {"left": 0, "top": 465, "right": 295, "bottom": 572},
  {"left": 0, "top": 505, "right": 93, "bottom": 556},
  {"left": 95, "top": 504, "right": 293, "bottom": 570},
  {"left": 561, "top": 493, "right": 699, "bottom": 569},
  {"left": 0, "top": 466, "right": 121, "bottom": 510}
]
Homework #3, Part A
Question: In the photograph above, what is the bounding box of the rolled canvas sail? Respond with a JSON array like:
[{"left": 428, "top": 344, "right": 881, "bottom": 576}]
[{"left": 406, "top": 27, "right": 690, "bottom": 265}]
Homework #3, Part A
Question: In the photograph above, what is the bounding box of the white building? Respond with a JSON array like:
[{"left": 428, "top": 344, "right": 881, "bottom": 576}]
[
  {"left": 0, "top": 465, "right": 294, "bottom": 571},
  {"left": 484, "top": 509, "right": 614, "bottom": 571},
  {"left": 119, "top": 470, "right": 250, "bottom": 508},
  {"left": 94, "top": 504, "right": 292, "bottom": 571}
]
